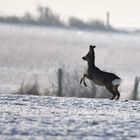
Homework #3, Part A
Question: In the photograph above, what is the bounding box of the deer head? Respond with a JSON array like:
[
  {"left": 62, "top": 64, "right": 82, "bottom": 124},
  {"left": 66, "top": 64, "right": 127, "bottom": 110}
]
[{"left": 82, "top": 45, "right": 96, "bottom": 61}]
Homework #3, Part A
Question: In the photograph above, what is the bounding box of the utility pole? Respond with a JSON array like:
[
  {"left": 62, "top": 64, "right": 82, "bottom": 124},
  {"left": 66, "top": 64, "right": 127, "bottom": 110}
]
[{"left": 106, "top": 11, "right": 110, "bottom": 29}]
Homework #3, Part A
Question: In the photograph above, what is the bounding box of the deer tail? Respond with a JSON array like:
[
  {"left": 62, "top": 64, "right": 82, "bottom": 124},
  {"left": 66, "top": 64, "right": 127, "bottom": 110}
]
[{"left": 112, "top": 78, "right": 121, "bottom": 86}]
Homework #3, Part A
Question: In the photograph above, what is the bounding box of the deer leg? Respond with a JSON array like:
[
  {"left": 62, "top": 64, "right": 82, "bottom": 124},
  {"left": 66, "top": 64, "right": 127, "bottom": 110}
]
[
  {"left": 105, "top": 85, "right": 117, "bottom": 100},
  {"left": 83, "top": 75, "right": 87, "bottom": 87},
  {"left": 114, "top": 86, "right": 120, "bottom": 100},
  {"left": 116, "top": 91, "right": 120, "bottom": 100},
  {"left": 80, "top": 76, "right": 85, "bottom": 85},
  {"left": 80, "top": 77, "right": 83, "bottom": 84},
  {"left": 80, "top": 74, "right": 88, "bottom": 87}
]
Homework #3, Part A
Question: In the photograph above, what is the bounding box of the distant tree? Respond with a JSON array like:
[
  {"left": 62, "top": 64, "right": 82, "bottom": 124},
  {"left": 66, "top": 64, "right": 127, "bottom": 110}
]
[
  {"left": 37, "top": 6, "right": 47, "bottom": 23},
  {"left": 68, "top": 17, "right": 86, "bottom": 29},
  {"left": 4, "top": 16, "right": 21, "bottom": 23},
  {"left": 22, "top": 12, "right": 34, "bottom": 23},
  {"left": 37, "top": 6, "right": 63, "bottom": 26},
  {"left": 87, "top": 19, "right": 106, "bottom": 30},
  {"left": 68, "top": 16, "right": 107, "bottom": 30}
]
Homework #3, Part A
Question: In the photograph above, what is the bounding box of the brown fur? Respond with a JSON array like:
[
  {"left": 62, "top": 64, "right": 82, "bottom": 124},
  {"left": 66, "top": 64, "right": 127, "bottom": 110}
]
[{"left": 80, "top": 45, "right": 121, "bottom": 100}]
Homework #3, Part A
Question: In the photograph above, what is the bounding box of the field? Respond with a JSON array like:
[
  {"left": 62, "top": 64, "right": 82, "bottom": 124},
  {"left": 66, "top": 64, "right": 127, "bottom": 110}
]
[
  {"left": 0, "top": 23, "right": 140, "bottom": 98},
  {"left": 0, "top": 23, "right": 140, "bottom": 139},
  {"left": 0, "top": 95, "right": 140, "bottom": 140}
]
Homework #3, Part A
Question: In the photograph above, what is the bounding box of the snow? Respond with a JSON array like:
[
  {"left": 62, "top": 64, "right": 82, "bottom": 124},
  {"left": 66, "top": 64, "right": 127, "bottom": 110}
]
[{"left": 0, "top": 95, "right": 140, "bottom": 140}]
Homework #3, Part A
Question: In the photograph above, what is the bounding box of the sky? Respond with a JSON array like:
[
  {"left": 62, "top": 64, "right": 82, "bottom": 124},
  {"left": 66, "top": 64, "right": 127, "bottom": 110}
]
[{"left": 0, "top": 0, "right": 140, "bottom": 29}]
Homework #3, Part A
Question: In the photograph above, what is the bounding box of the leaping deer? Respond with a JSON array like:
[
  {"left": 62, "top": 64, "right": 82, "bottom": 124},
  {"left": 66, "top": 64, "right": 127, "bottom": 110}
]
[{"left": 80, "top": 45, "right": 121, "bottom": 100}]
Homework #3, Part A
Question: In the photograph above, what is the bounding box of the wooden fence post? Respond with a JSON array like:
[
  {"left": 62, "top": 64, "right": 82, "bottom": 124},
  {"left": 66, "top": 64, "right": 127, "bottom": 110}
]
[
  {"left": 132, "top": 76, "right": 140, "bottom": 100},
  {"left": 58, "top": 68, "right": 63, "bottom": 96}
]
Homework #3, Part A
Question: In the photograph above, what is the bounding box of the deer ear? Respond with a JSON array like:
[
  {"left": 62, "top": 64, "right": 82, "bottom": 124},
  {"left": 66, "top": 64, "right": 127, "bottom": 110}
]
[
  {"left": 90, "top": 45, "right": 96, "bottom": 50},
  {"left": 89, "top": 45, "right": 93, "bottom": 50}
]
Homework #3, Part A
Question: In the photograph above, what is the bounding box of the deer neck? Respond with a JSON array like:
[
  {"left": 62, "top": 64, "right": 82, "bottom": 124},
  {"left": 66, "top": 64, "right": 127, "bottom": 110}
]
[
  {"left": 88, "top": 62, "right": 95, "bottom": 70},
  {"left": 87, "top": 54, "right": 95, "bottom": 69}
]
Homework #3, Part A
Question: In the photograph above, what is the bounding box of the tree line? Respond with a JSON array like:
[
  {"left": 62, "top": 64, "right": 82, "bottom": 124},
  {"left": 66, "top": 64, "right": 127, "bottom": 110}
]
[{"left": 0, "top": 6, "right": 114, "bottom": 31}]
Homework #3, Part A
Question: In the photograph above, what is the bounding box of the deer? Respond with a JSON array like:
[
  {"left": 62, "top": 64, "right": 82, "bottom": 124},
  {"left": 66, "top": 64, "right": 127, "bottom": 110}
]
[{"left": 80, "top": 45, "right": 121, "bottom": 100}]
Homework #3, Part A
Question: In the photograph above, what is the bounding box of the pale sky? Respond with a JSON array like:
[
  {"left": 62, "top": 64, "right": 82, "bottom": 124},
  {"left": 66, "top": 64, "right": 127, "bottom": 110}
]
[{"left": 0, "top": 0, "right": 140, "bottom": 29}]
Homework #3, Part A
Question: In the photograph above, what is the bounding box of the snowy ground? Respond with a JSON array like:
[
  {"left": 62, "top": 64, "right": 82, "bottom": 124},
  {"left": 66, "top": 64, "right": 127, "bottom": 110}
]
[{"left": 0, "top": 95, "right": 140, "bottom": 140}]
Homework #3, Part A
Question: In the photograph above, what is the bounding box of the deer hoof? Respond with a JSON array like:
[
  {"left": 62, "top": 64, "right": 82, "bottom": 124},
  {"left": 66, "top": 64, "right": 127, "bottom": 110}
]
[
  {"left": 84, "top": 82, "right": 87, "bottom": 87},
  {"left": 80, "top": 79, "right": 83, "bottom": 84}
]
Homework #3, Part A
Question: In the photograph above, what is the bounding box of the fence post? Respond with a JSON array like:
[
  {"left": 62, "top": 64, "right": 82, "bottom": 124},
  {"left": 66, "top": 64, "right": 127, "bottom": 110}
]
[
  {"left": 58, "top": 68, "right": 63, "bottom": 96},
  {"left": 132, "top": 76, "right": 140, "bottom": 100}
]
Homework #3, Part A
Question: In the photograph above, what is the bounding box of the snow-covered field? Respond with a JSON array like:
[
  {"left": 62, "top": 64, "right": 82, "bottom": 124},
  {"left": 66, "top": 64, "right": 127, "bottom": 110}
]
[{"left": 0, "top": 95, "right": 140, "bottom": 140}]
